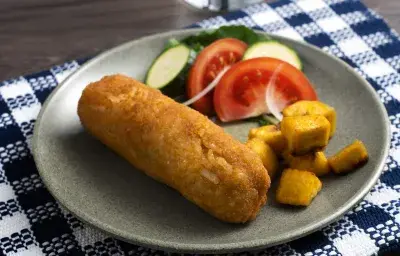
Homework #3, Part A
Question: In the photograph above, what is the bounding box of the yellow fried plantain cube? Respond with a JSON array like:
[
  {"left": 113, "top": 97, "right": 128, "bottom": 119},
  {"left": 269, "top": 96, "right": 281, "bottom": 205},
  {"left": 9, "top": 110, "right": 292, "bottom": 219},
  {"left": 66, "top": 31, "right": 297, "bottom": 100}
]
[
  {"left": 276, "top": 169, "right": 322, "bottom": 206},
  {"left": 249, "top": 125, "right": 277, "bottom": 138},
  {"left": 328, "top": 140, "right": 368, "bottom": 174},
  {"left": 284, "top": 151, "right": 330, "bottom": 176},
  {"left": 248, "top": 125, "right": 286, "bottom": 155},
  {"left": 246, "top": 138, "right": 279, "bottom": 179},
  {"left": 281, "top": 115, "right": 330, "bottom": 156},
  {"left": 283, "top": 100, "right": 336, "bottom": 137}
]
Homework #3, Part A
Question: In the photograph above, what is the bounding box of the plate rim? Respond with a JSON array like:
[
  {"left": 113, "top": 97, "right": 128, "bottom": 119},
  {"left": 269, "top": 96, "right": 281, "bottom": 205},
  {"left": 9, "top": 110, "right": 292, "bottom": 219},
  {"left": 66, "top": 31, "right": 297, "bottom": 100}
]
[{"left": 32, "top": 28, "right": 391, "bottom": 253}]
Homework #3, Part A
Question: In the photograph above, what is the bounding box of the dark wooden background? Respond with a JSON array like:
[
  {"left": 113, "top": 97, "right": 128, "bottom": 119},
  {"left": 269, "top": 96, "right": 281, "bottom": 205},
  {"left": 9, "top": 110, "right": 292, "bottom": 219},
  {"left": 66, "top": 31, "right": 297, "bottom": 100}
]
[{"left": 0, "top": 0, "right": 398, "bottom": 81}]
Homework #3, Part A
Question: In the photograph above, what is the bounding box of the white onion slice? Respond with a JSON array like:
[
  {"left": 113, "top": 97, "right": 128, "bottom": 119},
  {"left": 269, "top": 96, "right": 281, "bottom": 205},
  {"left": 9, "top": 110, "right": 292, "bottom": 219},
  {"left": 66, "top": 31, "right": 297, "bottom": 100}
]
[
  {"left": 265, "top": 64, "right": 285, "bottom": 121},
  {"left": 182, "top": 66, "right": 230, "bottom": 106}
]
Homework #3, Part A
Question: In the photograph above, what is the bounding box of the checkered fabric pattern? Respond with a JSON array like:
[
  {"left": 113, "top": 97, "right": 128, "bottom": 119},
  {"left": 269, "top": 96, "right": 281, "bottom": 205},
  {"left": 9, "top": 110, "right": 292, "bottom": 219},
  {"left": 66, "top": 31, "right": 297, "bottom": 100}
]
[{"left": 0, "top": 0, "right": 399, "bottom": 255}]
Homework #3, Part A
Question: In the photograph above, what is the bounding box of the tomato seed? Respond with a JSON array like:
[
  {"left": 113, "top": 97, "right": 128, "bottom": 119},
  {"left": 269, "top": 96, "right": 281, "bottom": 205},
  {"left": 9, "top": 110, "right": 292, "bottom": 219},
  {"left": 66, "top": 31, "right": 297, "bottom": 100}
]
[
  {"left": 208, "top": 71, "right": 216, "bottom": 79},
  {"left": 229, "top": 52, "right": 236, "bottom": 63}
]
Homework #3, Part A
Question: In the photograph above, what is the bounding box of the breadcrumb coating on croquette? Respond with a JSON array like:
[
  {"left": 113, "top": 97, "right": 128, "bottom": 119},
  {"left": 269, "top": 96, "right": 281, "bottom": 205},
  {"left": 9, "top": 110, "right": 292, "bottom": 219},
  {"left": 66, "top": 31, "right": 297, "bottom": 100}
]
[{"left": 77, "top": 74, "right": 270, "bottom": 223}]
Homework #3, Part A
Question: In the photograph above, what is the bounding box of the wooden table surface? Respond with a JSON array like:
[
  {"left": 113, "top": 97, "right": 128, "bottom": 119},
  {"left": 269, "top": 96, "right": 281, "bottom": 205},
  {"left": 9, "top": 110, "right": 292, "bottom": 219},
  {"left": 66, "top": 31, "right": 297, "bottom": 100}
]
[{"left": 0, "top": 0, "right": 398, "bottom": 81}]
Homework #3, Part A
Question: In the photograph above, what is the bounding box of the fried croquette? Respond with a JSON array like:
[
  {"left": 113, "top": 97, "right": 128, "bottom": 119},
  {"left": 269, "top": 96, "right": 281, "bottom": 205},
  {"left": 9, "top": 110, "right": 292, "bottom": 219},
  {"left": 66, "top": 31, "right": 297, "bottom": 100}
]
[{"left": 77, "top": 74, "right": 270, "bottom": 223}]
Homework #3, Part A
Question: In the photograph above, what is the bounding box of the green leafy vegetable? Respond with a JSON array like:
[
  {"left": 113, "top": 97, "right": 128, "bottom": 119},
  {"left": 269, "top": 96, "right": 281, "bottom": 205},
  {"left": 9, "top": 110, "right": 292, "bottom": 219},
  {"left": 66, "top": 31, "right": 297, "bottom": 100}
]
[
  {"left": 262, "top": 114, "right": 280, "bottom": 125},
  {"left": 256, "top": 117, "right": 271, "bottom": 126},
  {"left": 247, "top": 114, "right": 279, "bottom": 127},
  {"left": 212, "top": 25, "right": 270, "bottom": 45},
  {"left": 164, "top": 38, "right": 181, "bottom": 50},
  {"left": 181, "top": 25, "right": 271, "bottom": 49},
  {"left": 181, "top": 30, "right": 216, "bottom": 49},
  {"left": 246, "top": 116, "right": 269, "bottom": 126}
]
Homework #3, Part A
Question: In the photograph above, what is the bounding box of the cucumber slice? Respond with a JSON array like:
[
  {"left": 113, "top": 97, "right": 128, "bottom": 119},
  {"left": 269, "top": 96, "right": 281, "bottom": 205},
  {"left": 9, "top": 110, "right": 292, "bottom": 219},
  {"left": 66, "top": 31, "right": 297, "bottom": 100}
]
[
  {"left": 145, "top": 44, "right": 191, "bottom": 90},
  {"left": 243, "top": 41, "right": 302, "bottom": 70}
]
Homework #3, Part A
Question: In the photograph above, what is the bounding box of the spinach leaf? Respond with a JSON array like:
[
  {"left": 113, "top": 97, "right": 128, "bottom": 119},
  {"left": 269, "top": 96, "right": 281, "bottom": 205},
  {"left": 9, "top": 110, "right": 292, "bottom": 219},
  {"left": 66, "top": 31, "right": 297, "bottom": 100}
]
[
  {"left": 247, "top": 114, "right": 279, "bottom": 127},
  {"left": 181, "top": 25, "right": 270, "bottom": 49},
  {"left": 213, "top": 25, "right": 270, "bottom": 45},
  {"left": 164, "top": 38, "right": 181, "bottom": 50},
  {"left": 181, "top": 30, "right": 217, "bottom": 48},
  {"left": 246, "top": 116, "right": 271, "bottom": 126},
  {"left": 255, "top": 116, "right": 271, "bottom": 126}
]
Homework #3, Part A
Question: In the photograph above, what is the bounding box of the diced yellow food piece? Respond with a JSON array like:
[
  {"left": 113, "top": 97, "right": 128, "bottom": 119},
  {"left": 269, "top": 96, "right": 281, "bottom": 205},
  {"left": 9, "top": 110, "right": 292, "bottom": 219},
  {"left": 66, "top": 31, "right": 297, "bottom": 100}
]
[
  {"left": 281, "top": 115, "right": 330, "bottom": 156},
  {"left": 248, "top": 125, "right": 286, "bottom": 155},
  {"left": 283, "top": 100, "right": 337, "bottom": 137},
  {"left": 248, "top": 125, "right": 277, "bottom": 138},
  {"left": 246, "top": 138, "right": 279, "bottom": 179},
  {"left": 328, "top": 140, "right": 368, "bottom": 174},
  {"left": 284, "top": 151, "right": 330, "bottom": 176},
  {"left": 276, "top": 169, "right": 322, "bottom": 206}
]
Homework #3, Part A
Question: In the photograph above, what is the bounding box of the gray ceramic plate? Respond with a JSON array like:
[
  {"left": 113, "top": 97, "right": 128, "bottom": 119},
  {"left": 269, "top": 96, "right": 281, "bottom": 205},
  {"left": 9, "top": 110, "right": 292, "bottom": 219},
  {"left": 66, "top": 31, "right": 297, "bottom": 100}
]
[{"left": 33, "top": 29, "right": 390, "bottom": 253}]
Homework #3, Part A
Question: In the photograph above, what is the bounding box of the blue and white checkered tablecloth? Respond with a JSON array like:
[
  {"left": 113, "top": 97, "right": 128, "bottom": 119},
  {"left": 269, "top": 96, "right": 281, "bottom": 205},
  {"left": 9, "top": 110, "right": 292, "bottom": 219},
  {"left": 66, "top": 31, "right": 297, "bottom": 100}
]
[{"left": 1, "top": 0, "right": 400, "bottom": 255}]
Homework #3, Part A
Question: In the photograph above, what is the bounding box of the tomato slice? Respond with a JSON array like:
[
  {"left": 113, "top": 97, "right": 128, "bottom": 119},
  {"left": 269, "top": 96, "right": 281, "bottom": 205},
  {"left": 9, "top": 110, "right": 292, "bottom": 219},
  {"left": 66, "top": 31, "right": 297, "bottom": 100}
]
[
  {"left": 187, "top": 38, "right": 247, "bottom": 115},
  {"left": 213, "top": 57, "right": 317, "bottom": 122}
]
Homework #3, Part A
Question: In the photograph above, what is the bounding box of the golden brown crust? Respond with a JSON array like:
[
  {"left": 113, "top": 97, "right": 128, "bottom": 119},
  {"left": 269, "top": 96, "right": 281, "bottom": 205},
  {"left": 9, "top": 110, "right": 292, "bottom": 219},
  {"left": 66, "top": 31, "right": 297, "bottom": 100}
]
[{"left": 77, "top": 74, "right": 270, "bottom": 223}]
